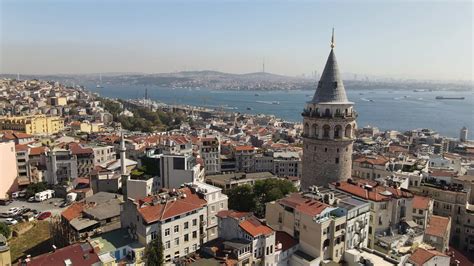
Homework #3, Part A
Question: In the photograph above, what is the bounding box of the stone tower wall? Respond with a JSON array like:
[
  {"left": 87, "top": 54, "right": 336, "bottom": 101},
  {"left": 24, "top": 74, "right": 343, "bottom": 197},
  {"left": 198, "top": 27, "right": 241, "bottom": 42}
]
[{"left": 301, "top": 114, "right": 356, "bottom": 190}]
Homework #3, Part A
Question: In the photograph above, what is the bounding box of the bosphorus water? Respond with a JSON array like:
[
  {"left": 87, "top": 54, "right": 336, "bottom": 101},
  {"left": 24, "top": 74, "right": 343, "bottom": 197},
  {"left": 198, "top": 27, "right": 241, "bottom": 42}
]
[{"left": 89, "top": 84, "right": 474, "bottom": 139}]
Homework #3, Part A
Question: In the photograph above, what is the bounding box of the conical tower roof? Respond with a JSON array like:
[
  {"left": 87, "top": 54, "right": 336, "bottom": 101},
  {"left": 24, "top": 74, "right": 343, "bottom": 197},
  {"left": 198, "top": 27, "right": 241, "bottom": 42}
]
[{"left": 311, "top": 30, "right": 349, "bottom": 104}]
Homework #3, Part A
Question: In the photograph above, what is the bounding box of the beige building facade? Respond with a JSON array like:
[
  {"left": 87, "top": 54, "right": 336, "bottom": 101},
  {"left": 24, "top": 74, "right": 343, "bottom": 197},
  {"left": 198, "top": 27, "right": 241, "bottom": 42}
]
[
  {"left": 0, "top": 141, "right": 18, "bottom": 200},
  {"left": 0, "top": 115, "right": 64, "bottom": 134}
]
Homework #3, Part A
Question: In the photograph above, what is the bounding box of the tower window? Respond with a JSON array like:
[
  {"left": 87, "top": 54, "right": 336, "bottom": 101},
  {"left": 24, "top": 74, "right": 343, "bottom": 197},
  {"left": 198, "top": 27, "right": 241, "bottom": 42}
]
[
  {"left": 335, "top": 157, "right": 339, "bottom": 164},
  {"left": 337, "top": 148, "right": 339, "bottom": 152},
  {"left": 325, "top": 148, "right": 328, "bottom": 152}
]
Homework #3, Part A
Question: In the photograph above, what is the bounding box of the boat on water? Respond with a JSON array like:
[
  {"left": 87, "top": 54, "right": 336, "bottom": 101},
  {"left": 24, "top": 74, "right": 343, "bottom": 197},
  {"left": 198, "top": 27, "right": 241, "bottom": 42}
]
[
  {"left": 254, "top": 94, "right": 259, "bottom": 96},
  {"left": 246, "top": 107, "right": 253, "bottom": 110},
  {"left": 272, "top": 101, "right": 280, "bottom": 105},
  {"left": 96, "top": 84, "right": 103, "bottom": 88},
  {"left": 435, "top": 96, "right": 465, "bottom": 100}
]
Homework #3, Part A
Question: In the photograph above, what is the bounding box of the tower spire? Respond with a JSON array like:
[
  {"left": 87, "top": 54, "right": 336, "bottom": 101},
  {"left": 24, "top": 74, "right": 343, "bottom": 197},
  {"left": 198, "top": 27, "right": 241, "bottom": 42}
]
[{"left": 330, "top": 28, "right": 335, "bottom": 49}]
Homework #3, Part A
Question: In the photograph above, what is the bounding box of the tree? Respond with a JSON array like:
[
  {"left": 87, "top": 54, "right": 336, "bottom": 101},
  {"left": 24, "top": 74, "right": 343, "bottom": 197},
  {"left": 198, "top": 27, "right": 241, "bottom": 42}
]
[
  {"left": 26, "top": 182, "right": 48, "bottom": 198},
  {"left": 227, "top": 179, "right": 297, "bottom": 217},
  {"left": 0, "top": 222, "right": 11, "bottom": 238},
  {"left": 253, "top": 179, "right": 296, "bottom": 217},
  {"left": 145, "top": 238, "right": 164, "bottom": 266},
  {"left": 228, "top": 184, "right": 256, "bottom": 212}
]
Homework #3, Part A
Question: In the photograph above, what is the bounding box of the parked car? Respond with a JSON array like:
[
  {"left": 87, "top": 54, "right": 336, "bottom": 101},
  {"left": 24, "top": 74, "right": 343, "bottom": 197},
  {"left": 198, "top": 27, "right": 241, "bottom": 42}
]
[
  {"left": 7, "top": 207, "right": 20, "bottom": 215},
  {"left": 5, "top": 218, "right": 18, "bottom": 225},
  {"left": 37, "top": 212, "right": 51, "bottom": 220},
  {"left": 19, "top": 208, "right": 31, "bottom": 215},
  {"left": 28, "top": 196, "right": 35, "bottom": 202},
  {"left": 0, "top": 199, "right": 13, "bottom": 206}
]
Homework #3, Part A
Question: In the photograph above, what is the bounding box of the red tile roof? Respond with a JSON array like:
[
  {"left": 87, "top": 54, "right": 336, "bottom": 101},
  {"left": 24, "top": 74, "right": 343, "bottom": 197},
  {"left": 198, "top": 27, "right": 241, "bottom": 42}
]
[
  {"left": 68, "top": 143, "right": 93, "bottom": 155},
  {"left": 138, "top": 187, "right": 207, "bottom": 224},
  {"left": 29, "top": 146, "right": 48, "bottom": 156},
  {"left": 430, "top": 170, "right": 456, "bottom": 178},
  {"left": 278, "top": 193, "right": 330, "bottom": 217},
  {"left": 332, "top": 179, "right": 413, "bottom": 202},
  {"left": 15, "top": 144, "right": 29, "bottom": 152},
  {"left": 25, "top": 242, "right": 100, "bottom": 266},
  {"left": 425, "top": 215, "right": 450, "bottom": 238},
  {"left": 413, "top": 195, "right": 431, "bottom": 210},
  {"left": 275, "top": 231, "right": 298, "bottom": 252},
  {"left": 234, "top": 145, "right": 255, "bottom": 152},
  {"left": 354, "top": 155, "right": 389, "bottom": 166},
  {"left": 216, "top": 210, "right": 250, "bottom": 219},
  {"left": 409, "top": 248, "right": 448, "bottom": 266},
  {"left": 61, "top": 202, "right": 86, "bottom": 221},
  {"left": 239, "top": 217, "right": 273, "bottom": 237},
  {"left": 2, "top": 131, "right": 33, "bottom": 140}
]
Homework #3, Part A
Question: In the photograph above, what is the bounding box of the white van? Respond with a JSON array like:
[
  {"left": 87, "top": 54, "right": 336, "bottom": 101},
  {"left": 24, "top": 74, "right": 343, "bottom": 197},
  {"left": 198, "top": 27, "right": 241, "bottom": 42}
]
[{"left": 34, "top": 190, "right": 55, "bottom": 202}]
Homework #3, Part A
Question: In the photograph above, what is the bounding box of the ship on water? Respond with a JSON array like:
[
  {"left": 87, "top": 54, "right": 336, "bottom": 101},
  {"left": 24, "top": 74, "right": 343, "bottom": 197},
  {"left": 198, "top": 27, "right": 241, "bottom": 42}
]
[{"left": 435, "top": 96, "right": 465, "bottom": 100}]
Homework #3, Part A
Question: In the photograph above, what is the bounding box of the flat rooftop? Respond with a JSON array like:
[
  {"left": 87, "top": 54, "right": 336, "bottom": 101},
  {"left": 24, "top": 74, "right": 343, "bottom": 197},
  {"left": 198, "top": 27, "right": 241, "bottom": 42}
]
[
  {"left": 90, "top": 228, "right": 142, "bottom": 254},
  {"left": 205, "top": 172, "right": 275, "bottom": 183}
]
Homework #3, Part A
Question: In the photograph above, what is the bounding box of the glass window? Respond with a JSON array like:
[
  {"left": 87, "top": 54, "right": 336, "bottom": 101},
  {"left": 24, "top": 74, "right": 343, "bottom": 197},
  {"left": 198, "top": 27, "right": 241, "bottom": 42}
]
[
  {"left": 184, "top": 221, "right": 189, "bottom": 229},
  {"left": 174, "top": 225, "right": 179, "bottom": 233},
  {"left": 165, "top": 228, "right": 170, "bottom": 236}
]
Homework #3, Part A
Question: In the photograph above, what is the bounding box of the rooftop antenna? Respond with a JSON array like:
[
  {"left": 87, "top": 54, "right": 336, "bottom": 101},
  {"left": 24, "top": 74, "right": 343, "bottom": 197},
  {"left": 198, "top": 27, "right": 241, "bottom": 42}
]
[{"left": 330, "top": 27, "right": 335, "bottom": 49}]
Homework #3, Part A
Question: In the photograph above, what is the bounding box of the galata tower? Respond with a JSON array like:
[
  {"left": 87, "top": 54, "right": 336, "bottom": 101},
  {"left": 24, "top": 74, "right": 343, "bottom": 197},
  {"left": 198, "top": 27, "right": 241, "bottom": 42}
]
[{"left": 301, "top": 29, "right": 357, "bottom": 190}]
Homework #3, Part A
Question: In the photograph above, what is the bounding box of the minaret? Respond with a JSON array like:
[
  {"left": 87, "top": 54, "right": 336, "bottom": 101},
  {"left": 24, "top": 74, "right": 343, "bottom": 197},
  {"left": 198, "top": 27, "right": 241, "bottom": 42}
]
[
  {"left": 119, "top": 132, "right": 127, "bottom": 175},
  {"left": 301, "top": 29, "right": 357, "bottom": 190}
]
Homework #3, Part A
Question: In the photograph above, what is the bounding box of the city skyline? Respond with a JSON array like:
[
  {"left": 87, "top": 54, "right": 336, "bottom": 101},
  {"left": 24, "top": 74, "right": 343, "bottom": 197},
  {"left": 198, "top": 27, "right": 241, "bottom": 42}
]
[{"left": 1, "top": 0, "right": 473, "bottom": 81}]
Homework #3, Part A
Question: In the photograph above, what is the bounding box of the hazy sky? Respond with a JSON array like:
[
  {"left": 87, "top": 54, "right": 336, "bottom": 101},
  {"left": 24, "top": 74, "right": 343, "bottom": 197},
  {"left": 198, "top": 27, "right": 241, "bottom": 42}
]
[{"left": 1, "top": 0, "right": 472, "bottom": 81}]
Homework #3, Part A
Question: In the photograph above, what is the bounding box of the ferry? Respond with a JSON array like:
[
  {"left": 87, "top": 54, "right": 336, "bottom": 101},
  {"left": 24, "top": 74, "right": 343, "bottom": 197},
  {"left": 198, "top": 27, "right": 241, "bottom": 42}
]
[{"left": 435, "top": 96, "right": 465, "bottom": 100}]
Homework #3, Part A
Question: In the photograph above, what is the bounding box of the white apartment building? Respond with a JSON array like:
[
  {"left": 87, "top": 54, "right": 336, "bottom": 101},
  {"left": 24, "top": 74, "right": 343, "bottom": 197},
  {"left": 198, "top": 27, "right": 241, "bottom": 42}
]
[
  {"left": 199, "top": 136, "right": 221, "bottom": 175},
  {"left": 189, "top": 181, "right": 228, "bottom": 240},
  {"left": 273, "top": 151, "right": 301, "bottom": 178},
  {"left": 217, "top": 210, "right": 276, "bottom": 265},
  {"left": 121, "top": 183, "right": 228, "bottom": 265},
  {"left": 146, "top": 150, "right": 204, "bottom": 189},
  {"left": 91, "top": 144, "right": 116, "bottom": 165}
]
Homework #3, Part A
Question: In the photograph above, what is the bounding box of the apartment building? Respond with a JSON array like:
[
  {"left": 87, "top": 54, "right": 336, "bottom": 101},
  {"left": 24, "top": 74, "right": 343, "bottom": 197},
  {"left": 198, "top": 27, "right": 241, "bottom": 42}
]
[
  {"left": 234, "top": 145, "right": 257, "bottom": 173},
  {"left": 423, "top": 215, "right": 451, "bottom": 252},
  {"left": 266, "top": 193, "right": 347, "bottom": 264},
  {"left": 45, "top": 148, "right": 78, "bottom": 185},
  {"left": 190, "top": 181, "right": 228, "bottom": 240},
  {"left": 216, "top": 210, "right": 276, "bottom": 265},
  {"left": 121, "top": 184, "right": 225, "bottom": 265},
  {"left": 419, "top": 175, "right": 474, "bottom": 252},
  {"left": 412, "top": 195, "right": 433, "bottom": 229},
  {"left": 146, "top": 150, "right": 204, "bottom": 189},
  {"left": 199, "top": 136, "right": 221, "bottom": 175},
  {"left": 273, "top": 151, "right": 301, "bottom": 178},
  {"left": 352, "top": 155, "right": 390, "bottom": 180},
  {"left": 0, "top": 115, "right": 64, "bottom": 134},
  {"left": 69, "top": 143, "right": 95, "bottom": 177},
  {"left": 304, "top": 186, "right": 371, "bottom": 250},
  {"left": 329, "top": 179, "right": 414, "bottom": 250},
  {"left": 0, "top": 141, "right": 18, "bottom": 200}
]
